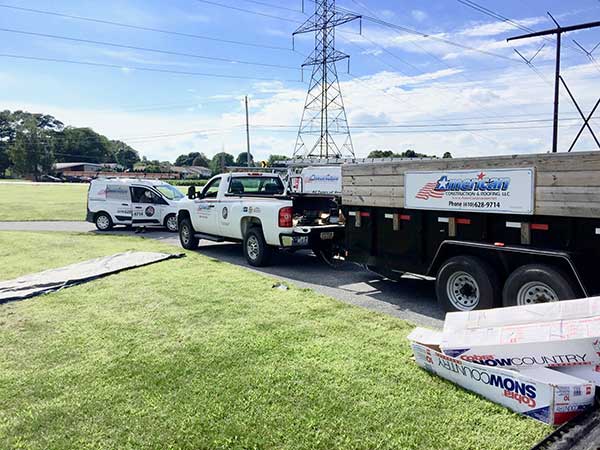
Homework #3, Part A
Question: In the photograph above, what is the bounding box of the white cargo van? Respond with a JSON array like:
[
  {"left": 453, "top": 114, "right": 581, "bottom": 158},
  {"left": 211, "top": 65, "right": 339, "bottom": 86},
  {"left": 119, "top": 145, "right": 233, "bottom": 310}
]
[{"left": 86, "top": 178, "right": 183, "bottom": 232}]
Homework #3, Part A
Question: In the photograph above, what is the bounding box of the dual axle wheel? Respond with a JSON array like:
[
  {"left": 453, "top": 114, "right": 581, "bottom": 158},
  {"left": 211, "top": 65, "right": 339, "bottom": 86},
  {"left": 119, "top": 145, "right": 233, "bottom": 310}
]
[{"left": 436, "top": 256, "right": 576, "bottom": 312}]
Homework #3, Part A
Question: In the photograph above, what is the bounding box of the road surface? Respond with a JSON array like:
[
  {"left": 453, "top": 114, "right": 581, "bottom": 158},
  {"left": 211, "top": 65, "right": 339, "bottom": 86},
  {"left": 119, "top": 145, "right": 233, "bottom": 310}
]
[{"left": 0, "top": 221, "right": 443, "bottom": 327}]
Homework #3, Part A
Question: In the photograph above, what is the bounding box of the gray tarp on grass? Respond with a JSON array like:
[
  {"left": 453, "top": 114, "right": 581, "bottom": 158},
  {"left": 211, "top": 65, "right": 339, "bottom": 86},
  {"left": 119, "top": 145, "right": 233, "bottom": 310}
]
[{"left": 0, "top": 251, "right": 183, "bottom": 302}]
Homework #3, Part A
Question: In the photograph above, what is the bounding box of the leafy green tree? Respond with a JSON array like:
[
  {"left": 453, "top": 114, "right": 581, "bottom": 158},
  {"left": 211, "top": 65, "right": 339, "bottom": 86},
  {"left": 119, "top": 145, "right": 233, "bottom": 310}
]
[
  {"left": 175, "top": 152, "right": 198, "bottom": 166},
  {"left": 209, "top": 152, "right": 235, "bottom": 174},
  {"left": 0, "top": 111, "right": 11, "bottom": 177},
  {"left": 268, "top": 154, "right": 290, "bottom": 165},
  {"left": 191, "top": 153, "right": 209, "bottom": 167},
  {"left": 367, "top": 150, "right": 395, "bottom": 158},
  {"left": 236, "top": 152, "right": 254, "bottom": 166},
  {"left": 443, "top": 152, "right": 453, "bottom": 159},
  {"left": 8, "top": 118, "right": 54, "bottom": 180},
  {"left": 54, "top": 127, "right": 113, "bottom": 163},
  {"left": 112, "top": 142, "right": 140, "bottom": 170}
]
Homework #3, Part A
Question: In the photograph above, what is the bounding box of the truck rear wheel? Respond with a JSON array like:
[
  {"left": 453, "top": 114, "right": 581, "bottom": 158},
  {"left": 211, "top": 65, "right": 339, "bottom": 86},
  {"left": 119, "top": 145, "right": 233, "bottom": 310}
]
[
  {"left": 244, "top": 228, "right": 272, "bottom": 267},
  {"left": 179, "top": 218, "right": 199, "bottom": 250},
  {"left": 502, "top": 264, "right": 576, "bottom": 307},
  {"left": 436, "top": 256, "right": 499, "bottom": 312}
]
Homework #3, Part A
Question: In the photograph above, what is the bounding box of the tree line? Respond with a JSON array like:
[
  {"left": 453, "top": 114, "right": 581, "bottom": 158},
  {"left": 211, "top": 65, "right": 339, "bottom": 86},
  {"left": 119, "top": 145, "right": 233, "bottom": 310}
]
[
  {"left": 0, "top": 109, "right": 450, "bottom": 180},
  {"left": 0, "top": 110, "right": 141, "bottom": 179}
]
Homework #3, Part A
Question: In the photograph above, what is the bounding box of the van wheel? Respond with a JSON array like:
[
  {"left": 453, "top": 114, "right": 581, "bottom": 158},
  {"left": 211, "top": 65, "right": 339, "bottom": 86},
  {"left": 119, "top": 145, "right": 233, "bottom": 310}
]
[
  {"left": 436, "top": 256, "right": 499, "bottom": 312},
  {"left": 244, "top": 228, "right": 272, "bottom": 267},
  {"left": 179, "top": 218, "right": 199, "bottom": 250},
  {"left": 95, "top": 212, "right": 113, "bottom": 231},
  {"left": 502, "top": 264, "right": 576, "bottom": 307},
  {"left": 164, "top": 214, "right": 178, "bottom": 232}
]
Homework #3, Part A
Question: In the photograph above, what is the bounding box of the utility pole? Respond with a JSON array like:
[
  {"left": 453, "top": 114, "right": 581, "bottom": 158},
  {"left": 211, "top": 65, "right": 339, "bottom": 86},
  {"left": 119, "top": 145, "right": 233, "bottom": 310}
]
[
  {"left": 508, "top": 17, "right": 600, "bottom": 153},
  {"left": 245, "top": 95, "right": 251, "bottom": 167},
  {"left": 292, "top": 0, "right": 361, "bottom": 159}
]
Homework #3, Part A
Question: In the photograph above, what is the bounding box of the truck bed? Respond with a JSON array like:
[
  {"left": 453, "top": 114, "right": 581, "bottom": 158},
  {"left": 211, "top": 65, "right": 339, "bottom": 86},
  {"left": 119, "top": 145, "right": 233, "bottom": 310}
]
[{"left": 342, "top": 151, "right": 600, "bottom": 218}]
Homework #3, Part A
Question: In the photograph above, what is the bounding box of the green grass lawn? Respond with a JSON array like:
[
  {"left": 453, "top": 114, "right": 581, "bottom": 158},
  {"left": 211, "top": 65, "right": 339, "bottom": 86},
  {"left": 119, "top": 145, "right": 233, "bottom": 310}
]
[
  {"left": 0, "top": 184, "right": 189, "bottom": 222},
  {"left": 0, "top": 232, "right": 550, "bottom": 450},
  {"left": 0, "top": 183, "right": 88, "bottom": 221}
]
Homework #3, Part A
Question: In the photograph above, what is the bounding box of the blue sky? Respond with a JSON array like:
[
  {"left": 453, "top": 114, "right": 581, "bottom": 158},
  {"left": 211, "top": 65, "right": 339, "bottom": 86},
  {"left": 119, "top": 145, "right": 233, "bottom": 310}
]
[{"left": 1, "top": 0, "right": 600, "bottom": 161}]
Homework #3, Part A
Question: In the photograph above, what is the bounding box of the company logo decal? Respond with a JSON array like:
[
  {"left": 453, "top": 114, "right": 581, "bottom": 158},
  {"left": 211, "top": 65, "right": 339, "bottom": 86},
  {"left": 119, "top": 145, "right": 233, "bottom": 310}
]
[
  {"left": 437, "top": 356, "right": 538, "bottom": 407},
  {"left": 145, "top": 206, "right": 155, "bottom": 217},
  {"left": 222, "top": 206, "right": 228, "bottom": 219},
  {"left": 416, "top": 172, "right": 511, "bottom": 201},
  {"left": 459, "top": 353, "right": 587, "bottom": 367},
  {"left": 306, "top": 174, "right": 339, "bottom": 183}
]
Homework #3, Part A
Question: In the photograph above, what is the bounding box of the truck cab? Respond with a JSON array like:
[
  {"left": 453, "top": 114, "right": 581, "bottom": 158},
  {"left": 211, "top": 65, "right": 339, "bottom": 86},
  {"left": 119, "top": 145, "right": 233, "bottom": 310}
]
[{"left": 177, "top": 172, "right": 344, "bottom": 266}]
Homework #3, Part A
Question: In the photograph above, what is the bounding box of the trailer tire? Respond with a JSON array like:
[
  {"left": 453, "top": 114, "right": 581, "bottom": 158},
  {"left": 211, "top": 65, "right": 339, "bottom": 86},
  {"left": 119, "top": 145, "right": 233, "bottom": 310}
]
[
  {"left": 244, "top": 228, "right": 272, "bottom": 267},
  {"left": 436, "top": 256, "right": 499, "bottom": 312},
  {"left": 502, "top": 264, "right": 576, "bottom": 307},
  {"left": 94, "top": 212, "right": 113, "bottom": 231},
  {"left": 179, "top": 217, "right": 199, "bottom": 250}
]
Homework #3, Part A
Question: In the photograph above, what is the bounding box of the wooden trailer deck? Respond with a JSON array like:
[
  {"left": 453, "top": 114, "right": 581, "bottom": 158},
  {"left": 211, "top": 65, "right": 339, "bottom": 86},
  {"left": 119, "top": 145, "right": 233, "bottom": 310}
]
[{"left": 342, "top": 151, "right": 600, "bottom": 218}]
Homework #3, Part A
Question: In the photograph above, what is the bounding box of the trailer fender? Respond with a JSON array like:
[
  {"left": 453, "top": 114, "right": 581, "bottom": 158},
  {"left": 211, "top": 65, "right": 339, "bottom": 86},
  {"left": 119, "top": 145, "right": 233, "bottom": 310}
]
[{"left": 427, "top": 240, "right": 588, "bottom": 297}]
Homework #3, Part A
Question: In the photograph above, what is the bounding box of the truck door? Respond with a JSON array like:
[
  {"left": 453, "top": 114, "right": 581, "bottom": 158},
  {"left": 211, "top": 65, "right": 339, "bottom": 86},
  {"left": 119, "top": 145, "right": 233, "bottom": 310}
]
[
  {"left": 130, "top": 186, "right": 167, "bottom": 227},
  {"left": 193, "top": 176, "right": 221, "bottom": 235}
]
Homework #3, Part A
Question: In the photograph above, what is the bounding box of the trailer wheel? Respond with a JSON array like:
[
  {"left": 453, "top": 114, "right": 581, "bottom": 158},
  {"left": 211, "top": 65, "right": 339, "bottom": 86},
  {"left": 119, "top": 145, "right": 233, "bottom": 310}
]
[
  {"left": 94, "top": 212, "right": 113, "bottom": 231},
  {"left": 179, "top": 218, "right": 199, "bottom": 250},
  {"left": 244, "top": 228, "right": 272, "bottom": 267},
  {"left": 502, "top": 264, "right": 576, "bottom": 307},
  {"left": 436, "top": 256, "right": 499, "bottom": 312}
]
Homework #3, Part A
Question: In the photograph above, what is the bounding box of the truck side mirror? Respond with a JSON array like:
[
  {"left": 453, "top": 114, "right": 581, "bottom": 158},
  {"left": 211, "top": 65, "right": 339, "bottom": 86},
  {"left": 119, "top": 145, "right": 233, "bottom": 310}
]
[{"left": 187, "top": 186, "right": 196, "bottom": 199}]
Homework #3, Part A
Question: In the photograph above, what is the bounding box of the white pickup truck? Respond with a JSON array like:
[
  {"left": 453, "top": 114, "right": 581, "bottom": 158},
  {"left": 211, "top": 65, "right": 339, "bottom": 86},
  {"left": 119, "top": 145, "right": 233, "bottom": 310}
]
[{"left": 177, "top": 172, "right": 344, "bottom": 266}]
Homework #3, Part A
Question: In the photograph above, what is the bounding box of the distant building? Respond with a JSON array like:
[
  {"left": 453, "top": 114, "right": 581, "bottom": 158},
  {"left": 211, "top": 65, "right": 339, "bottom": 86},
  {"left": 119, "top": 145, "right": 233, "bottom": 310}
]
[
  {"left": 171, "top": 165, "right": 212, "bottom": 179},
  {"left": 54, "top": 162, "right": 103, "bottom": 172}
]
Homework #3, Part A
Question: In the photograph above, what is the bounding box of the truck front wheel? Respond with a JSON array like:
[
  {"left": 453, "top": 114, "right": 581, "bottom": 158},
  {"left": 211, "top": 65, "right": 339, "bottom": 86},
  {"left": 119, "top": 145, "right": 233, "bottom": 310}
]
[
  {"left": 502, "top": 264, "right": 576, "bottom": 307},
  {"left": 436, "top": 256, "right": 499, "bottom": 312},
  {"left": 244, "top": 228, "right": 272, "bottom": 267},
  {"left": 179, "top": 218, "right": 199, "bottom": 250}
]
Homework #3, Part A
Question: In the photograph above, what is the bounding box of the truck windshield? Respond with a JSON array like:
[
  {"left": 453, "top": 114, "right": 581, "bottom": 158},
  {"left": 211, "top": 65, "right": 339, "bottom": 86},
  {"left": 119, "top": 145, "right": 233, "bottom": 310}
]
[
  {"left": 228, "top": 176, "right": 284, "bottom": 196},
  {"left": 156, "top": 185, "right": 185, "bottom": 201}
]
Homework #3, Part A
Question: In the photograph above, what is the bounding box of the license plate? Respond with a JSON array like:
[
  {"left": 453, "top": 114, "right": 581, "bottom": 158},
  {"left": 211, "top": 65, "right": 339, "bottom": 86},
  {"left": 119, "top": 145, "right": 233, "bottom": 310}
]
[
  {"left": 295, "top": 236, "right": 309, "bottom": 246},
  {"left": 320, "top": 231, "right": 334, "bottom": 240}
]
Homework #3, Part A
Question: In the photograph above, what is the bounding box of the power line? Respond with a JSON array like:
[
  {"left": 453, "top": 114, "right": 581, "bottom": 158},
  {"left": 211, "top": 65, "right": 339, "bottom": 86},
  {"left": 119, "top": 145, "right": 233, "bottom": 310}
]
[
  {"left": 456, "top": 0, "right": 585, "bottom": 55},
  {"left": 337, "top": 4, "right": 519, "bottom": 63},
  {"left": 0, "top": 27, "right": 300, "bottom": 71},
  {"left": 0, "top": 53, "right": 303, "bottom": 82},
  {"left": 193, "top": 0, "right": 302, "bottom": 23},
  {"left": 235, "top": 0, "right": 303, "bottom": 13},
  {"left": 252, "top": 116, "right": 586, "bottom": 128},
  {"left": 0, "top": 3, "right": 292, "bottom": 51}
]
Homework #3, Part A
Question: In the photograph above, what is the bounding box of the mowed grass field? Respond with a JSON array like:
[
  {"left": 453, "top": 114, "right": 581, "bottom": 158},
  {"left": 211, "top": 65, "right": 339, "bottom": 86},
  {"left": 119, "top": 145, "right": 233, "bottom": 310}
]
[
  {"left": 0, "top": 183, "right": 189, "bottom": 221},
  {"left": 0, "top": 183, "right": 88, "bottom": 221},
  {"left": 0, "top": 231, "right": 549, "bottom": 450}
]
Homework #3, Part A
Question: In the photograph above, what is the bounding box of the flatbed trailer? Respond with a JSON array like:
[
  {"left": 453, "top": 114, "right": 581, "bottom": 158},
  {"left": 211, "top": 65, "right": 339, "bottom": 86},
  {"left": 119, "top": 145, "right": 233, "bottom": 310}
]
[{"left": 340, "top": 151, "right": 600, "bottom": 312}]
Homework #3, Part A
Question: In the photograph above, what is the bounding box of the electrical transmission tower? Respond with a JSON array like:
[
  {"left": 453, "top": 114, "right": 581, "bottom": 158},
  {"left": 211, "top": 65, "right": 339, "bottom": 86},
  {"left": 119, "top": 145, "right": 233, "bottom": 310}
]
[{"left": 292, "top": 0, "right": 361, "bottom": 159}]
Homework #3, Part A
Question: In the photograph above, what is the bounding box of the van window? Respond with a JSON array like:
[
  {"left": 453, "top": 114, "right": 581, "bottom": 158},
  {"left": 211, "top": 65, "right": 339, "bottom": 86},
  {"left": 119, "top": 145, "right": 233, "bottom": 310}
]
[
  {"left": 131, "top": 187, "right": 164, "bottom": 204},
  {"left": 106, "top": 185, "right": 130, "bottom": 202},
  {"left": 156, "top": 185, "right": 184, "bottom": 201}
]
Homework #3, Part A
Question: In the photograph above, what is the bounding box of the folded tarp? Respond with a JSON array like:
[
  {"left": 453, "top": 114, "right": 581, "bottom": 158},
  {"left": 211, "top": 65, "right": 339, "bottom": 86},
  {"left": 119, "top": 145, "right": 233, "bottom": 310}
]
[{"left": 0, "top": 251, "right": 183, "bottom": 302}]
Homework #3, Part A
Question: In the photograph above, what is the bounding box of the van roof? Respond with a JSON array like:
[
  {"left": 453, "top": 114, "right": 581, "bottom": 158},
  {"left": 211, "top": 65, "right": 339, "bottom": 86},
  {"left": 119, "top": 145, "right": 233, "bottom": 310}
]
[{"left": 91, "top": 178, "right": 171, "bottom": 187}]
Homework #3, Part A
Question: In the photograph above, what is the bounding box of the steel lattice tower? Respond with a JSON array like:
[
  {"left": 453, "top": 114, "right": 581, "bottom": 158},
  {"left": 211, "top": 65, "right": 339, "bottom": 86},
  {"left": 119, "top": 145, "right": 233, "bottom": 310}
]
[{"left": 292, "top": 0, "right": 361, "bottom": 159}]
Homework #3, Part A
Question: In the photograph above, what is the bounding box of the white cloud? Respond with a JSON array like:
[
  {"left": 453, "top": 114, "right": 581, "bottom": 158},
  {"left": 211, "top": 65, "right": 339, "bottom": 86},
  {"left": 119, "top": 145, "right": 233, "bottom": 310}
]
[{"left": 411, "top": 10, "right": 428, "bottom": 22}]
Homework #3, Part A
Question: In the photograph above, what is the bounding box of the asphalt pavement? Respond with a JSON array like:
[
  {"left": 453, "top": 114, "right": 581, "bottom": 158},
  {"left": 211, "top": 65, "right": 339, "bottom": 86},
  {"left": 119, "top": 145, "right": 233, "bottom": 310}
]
[{"left": 0, "top": 221, "right": 444, "bottom": 327}]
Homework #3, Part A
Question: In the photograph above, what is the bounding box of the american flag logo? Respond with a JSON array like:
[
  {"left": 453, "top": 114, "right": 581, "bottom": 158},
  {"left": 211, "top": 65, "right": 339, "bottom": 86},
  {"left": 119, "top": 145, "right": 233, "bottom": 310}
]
[{"left": 415, "top": 182, "right": 444, "bottom": 200}]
